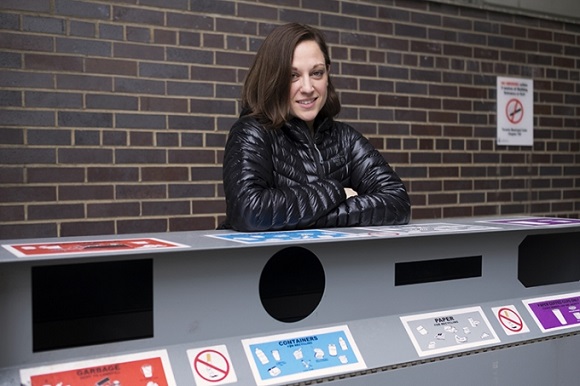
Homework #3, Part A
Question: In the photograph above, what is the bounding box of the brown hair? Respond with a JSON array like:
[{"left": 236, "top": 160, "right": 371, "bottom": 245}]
[{"left": 241, "top": 23, "right": 341, "bottom": 129}]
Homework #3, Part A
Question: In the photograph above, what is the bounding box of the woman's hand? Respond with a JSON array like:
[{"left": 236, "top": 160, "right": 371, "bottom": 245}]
[{"left": 344, "top": 187, "right": 358, "bottom": 198}]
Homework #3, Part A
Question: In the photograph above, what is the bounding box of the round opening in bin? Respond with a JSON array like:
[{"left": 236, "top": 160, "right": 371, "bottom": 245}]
[{"left": 259, "top": 246, "right": 325, "bottom": 323}]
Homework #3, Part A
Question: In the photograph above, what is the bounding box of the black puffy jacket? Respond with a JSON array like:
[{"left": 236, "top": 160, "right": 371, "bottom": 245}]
[{"left": 222, "top": 114, "right": 411, "bottom": 231}]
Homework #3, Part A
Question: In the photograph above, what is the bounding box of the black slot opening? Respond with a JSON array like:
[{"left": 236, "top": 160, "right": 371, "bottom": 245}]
[
  {"left": 518, "top": 232, "right": 580, "bottom": 287},
  {"left": 32, "top": 259, "right": 153, "bottom": 352},
  {"left": 259, "top": 247, "right": 325, "bottom": 323},
  {"left": 395, "top": 255, "right": 482, "bottom": 286}
]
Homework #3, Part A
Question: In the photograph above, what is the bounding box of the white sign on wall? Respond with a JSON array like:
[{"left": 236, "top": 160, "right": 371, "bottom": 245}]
[{"left": 496, "top": 76, "right": 534, "bottom": 146}]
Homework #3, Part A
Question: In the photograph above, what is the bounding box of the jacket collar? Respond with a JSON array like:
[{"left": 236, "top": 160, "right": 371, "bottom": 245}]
[{"left": 283, "top": 115, "right": 332, "bottom": 142}]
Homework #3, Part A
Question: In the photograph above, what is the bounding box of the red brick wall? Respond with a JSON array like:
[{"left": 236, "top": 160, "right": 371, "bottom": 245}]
[{"left": 1, "top": 0, "right": 579, "bottom": 239}]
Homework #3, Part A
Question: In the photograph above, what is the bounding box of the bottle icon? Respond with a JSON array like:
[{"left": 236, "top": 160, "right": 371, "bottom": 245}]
[
  {"left": 328, "top": 344, "right": 337, "bottom": 356},
  {"left": 255, "top": 348, "right": 269, "bottom": 364},
  {"left": 339, "top": 337, "right": 348, "bottom": 350}
]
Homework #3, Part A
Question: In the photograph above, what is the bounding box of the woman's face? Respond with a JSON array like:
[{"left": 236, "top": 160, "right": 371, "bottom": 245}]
[{"left": 289, "top": 40, "right": 328, "bottom": 129}]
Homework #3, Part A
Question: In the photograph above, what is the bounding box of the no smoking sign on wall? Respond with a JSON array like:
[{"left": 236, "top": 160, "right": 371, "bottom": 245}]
[{"left": 496, "top": 76, "right": 534, "bottom": 146}]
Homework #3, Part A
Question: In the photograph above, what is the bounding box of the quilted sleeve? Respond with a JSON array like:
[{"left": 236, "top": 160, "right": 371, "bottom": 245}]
[{"left": 314, "top": 124, "right": 411, "bottom": 227}]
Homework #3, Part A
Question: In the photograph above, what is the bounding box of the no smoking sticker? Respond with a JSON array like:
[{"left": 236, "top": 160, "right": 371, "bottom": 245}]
[
  {"left": 187, "top": 345, "right": 237, "bottom": 385},
  {"left": 492, "top": 305, "right": 529, "bottom": 335}
]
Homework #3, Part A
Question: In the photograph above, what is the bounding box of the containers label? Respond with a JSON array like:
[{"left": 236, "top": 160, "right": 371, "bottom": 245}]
[{"left": 242, "top": 325, "right": 365, "bottom": 386}]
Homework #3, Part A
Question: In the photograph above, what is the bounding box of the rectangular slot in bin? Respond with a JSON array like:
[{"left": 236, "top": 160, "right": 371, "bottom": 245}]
[
  {"left": 518, "top": 232, "right": 580, "bottom": 287},
  {"left": 32, "top": 259, "right": 153, "bottom": 352},
  {"left": 395, "top": 255, "right": 482, "bottom": 286}
]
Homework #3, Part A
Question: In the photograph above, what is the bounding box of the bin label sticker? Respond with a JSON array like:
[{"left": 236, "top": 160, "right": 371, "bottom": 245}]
[
  {"left": 187, "top": 345, "right": 237, "bottom": 385},
  {"left": 401, "top": 306, "right": 500, "bottom": 357},
  {"left": 242, "top": 325, "right": 366, "bottom": 386},
  {"left": 483, "top": 217, "right": 580, "bottom": 227},
  {"left": 208, "top": 229, "right": 360, "bottom": 244},
  {"left": 359, "top": 222, "right": 500, "bottom": 236},
  {"left": 20, "top": 349, "right": 176, "bottom": 386},
  {"left": 492, "top": 305, "right": 529, "bottom": 335},
  {"left": 2, "top": 238, "right": 189, "bottom": 258},
  {"left": 523, "top": 292, "right": 580, "bottom": 333}
]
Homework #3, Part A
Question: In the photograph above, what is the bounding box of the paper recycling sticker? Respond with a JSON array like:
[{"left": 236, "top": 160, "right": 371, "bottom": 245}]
[{"left": 401, "top": 306, "right": 500, "bottom": 357}]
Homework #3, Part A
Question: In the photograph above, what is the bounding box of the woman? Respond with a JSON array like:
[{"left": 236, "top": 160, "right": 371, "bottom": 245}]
[{"left": 222, "top": 23, "right": 410, "bottom": 231}]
